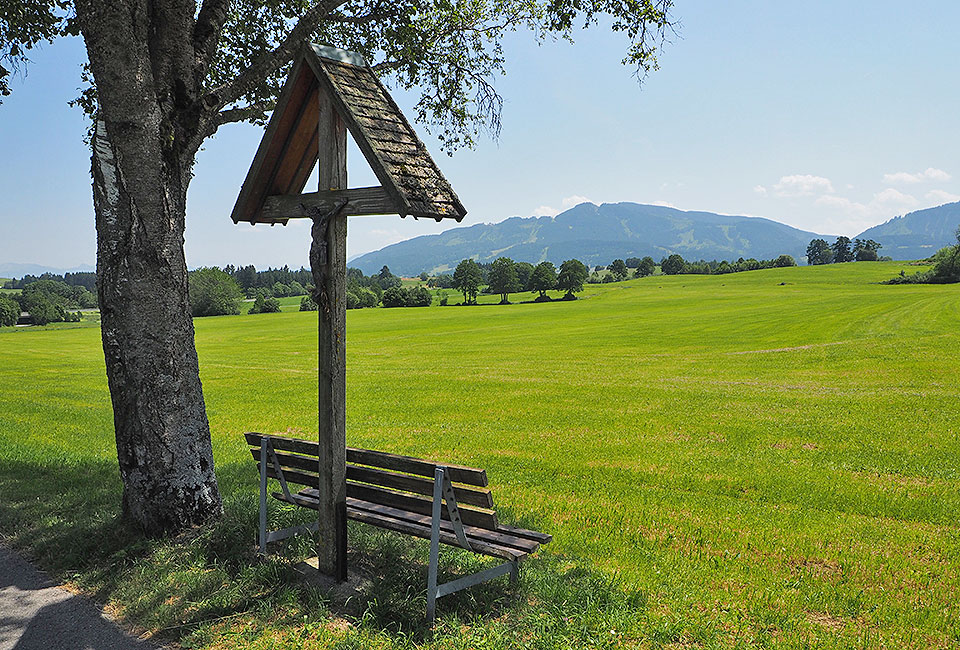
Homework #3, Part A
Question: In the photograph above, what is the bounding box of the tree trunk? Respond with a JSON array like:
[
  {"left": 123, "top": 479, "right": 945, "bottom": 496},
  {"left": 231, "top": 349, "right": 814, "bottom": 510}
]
[{"left": 79, "top": 0, "right": 221, "bottom": 534}]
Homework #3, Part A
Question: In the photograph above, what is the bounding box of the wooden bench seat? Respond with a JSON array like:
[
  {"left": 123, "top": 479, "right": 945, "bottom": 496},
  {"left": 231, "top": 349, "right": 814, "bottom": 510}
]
[{"left": 245, "top": 432, "right": 551, "bottom": 623}]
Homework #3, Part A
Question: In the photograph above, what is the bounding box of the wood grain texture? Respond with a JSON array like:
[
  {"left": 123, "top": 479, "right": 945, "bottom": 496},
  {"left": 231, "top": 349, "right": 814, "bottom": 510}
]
[
  {"left": 260, "top": 187, "right": 398, "bottom": 220},
  {"left": 313, "top": 89, "right": 348, "bottom": 581}
]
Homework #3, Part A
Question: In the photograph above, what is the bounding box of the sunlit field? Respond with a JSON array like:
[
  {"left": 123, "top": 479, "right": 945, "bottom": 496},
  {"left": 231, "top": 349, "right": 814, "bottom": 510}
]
[{"left": 1, "top": 261, "right": 958, "bottom": 649}]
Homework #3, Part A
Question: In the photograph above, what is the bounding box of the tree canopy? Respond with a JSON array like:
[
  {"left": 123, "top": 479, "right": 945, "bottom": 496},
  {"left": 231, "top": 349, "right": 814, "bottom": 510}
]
[
  {"left": 453, "top": 259, "right": 482, "bottom": 304},
  {"left": 529, "top": 261, "right": 558, "bottom": 299},
  {"left": 557, "top": 259, "right": 588, "bottom": 298},
  {"left": 189, "top": 268, "right": 243, "bottom": 317},
  {"left": 488, "top": 257, "right": 521, "bottom": 303}
]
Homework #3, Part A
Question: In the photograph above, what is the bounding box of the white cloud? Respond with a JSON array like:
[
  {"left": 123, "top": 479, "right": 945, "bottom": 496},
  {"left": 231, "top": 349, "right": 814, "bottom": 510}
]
[
  {"left": 815, "top": 195, "right": 871, "bottom": 218},
  {"left": 532, "top": 194, "right": 595, "bottom": 217},
  {"left": 753, "top": 185, "right": 767, "bottom": 196},
  {"left": 773, "top": 174, "right": 835, "bottom": 197},
  {"left": 874, "top": 188, "right": 918, "bottom": 206},
  {"left": 814, "top": 188, "right": 919, "bottom": 232},
  {"left": 651, "top": 200, "right": 678, "bottom": 208},
  {"left": 532, "top": 205, "right": 560, "bottom": 217},
  {"left": 882, "top": 167, "right": 951, "bottom": 184},
  {"left": 926, "top": 189, "right": 960, "bottom": 204}
]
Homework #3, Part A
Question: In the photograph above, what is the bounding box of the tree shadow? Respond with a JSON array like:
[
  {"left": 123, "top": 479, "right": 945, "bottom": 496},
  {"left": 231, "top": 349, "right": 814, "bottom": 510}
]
[{"left": 0, "top": 458, "right": 654, "bottom": 647}]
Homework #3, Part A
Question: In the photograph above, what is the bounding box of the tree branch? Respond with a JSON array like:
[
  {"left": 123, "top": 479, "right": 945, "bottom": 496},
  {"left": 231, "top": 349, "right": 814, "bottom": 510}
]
[
  {"left": 193, "top": 0, "right": 231, "bottom": 78},
  {"left": 202, "top": 0, "right": 348, "bottom": 112},
  {"left": 186, "top": 100, "right": 274, "bottom": 158}
]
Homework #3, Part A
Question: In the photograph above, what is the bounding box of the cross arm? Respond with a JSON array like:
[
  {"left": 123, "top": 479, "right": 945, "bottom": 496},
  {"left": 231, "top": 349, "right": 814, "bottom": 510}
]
[{"left": 256, "top": 186, "right": 400, "bottom": 223}]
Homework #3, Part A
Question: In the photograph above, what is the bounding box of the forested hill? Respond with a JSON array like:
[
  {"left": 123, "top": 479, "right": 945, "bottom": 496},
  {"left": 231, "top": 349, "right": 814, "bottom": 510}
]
[
  {"left": 854, "top": 201, "right": 960, "bottom": 260},
  {"left": 350, "top": 202, "right": 829, "bottom": 276}
]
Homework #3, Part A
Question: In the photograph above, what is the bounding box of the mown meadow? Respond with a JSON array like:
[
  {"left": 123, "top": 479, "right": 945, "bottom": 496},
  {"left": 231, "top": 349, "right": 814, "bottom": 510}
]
[{"left": 1, "top": 261, "right": 958, "bottom": 649}]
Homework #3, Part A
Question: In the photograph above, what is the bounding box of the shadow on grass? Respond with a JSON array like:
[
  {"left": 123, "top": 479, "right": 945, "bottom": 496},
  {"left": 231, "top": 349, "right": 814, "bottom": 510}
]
[{"left": 0, "top": 458, "right": 661, "bottom": 648}]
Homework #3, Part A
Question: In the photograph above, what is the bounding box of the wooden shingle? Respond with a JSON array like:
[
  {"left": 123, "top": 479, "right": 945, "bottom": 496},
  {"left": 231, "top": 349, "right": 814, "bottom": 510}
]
[{"left": 230, "top": 44, "right": 467, "bottom": 225}]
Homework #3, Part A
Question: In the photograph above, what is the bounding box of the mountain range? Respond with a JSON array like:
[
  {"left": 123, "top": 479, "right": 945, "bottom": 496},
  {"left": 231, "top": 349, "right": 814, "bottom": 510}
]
[
  {"left": 0, "top": 262, "right": 95, "bottom": 279},
  {"left": 855, "top": 202, "right": 960, "bottom": 260},
  {"left": 349, "top": 201, "right": 960, "bottom": 276}
]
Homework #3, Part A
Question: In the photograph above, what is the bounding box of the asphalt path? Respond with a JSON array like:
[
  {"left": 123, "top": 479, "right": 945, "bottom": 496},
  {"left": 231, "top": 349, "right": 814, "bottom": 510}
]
[{"left": 0, "top": 545, "right": 164, "bottom": 650}]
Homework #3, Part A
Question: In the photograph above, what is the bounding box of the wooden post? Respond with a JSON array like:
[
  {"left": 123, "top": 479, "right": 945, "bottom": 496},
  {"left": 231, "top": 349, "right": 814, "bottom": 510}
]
[{"left": 312, "top": 89, "right": 348, "bottom": 581}]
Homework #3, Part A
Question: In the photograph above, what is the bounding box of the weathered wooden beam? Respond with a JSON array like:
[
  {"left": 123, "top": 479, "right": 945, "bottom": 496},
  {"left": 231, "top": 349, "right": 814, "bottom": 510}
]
[
  {"left": 312, "top": 87, "right": 349, "bottom": 583},
  {"left": 260, "top": 186, "right": 398, "bottom": 221}
]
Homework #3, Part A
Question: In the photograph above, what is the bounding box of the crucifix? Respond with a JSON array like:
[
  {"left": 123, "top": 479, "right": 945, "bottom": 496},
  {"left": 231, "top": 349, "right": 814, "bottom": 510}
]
[{"left": 230, "top": 43, "right": 467, "bottom": 580}]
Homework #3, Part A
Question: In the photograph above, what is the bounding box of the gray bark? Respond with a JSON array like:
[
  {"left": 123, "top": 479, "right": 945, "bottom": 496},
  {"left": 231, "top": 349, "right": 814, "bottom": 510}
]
[{"left": 79, "top": 0, "right": 221, "bottom": 533}]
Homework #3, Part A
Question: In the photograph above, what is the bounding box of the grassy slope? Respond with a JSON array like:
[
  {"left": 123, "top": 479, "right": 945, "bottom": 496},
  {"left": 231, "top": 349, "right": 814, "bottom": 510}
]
[{"left": 1, "top": 262, "right": 958, "bottom": 648}]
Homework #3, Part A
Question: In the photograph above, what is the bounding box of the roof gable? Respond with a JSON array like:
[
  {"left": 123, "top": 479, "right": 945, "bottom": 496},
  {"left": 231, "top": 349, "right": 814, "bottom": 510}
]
[{"left": 230, "top": 44, "right": 466, "bottom": 225}]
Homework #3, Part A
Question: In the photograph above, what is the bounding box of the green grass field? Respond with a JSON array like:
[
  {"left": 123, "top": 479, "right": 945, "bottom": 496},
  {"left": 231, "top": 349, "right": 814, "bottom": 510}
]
[{"left": 1, "top": 261, "right": 958, "bottom": 649}]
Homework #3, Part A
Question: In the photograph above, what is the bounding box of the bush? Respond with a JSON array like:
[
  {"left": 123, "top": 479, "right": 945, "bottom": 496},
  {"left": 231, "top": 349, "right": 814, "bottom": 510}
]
[
  {"left": 287, "top": 280, "right": 306, "bottom": 296},
  {"left": 299, "top": 296, "right": 318, "bottom": 311},
  {"left": 345, "top": 291, "right": 359, "bottom": 309},
  {"left": 249, "top": 295, "right": 281, "bottom": 314},
  {"left": 355, "top": 288, "right": 379, "bottom": 308},
  {"left": 189, "top": 268, "right": 243, "bottom": 317},
  {"left": 0, "top": 295, "right": 19, "bottom": 326},
  {"left": 381, "top": 286, "right": 408, "bottom": 308},
  {"left": 773, "top": 254, "right": 797, "bottom": 268},
  {"left": 406, "top": 286, "right": 432, "bottom": 307},
  {"left": 21, "top": 291, "right": 65, "bottom": 325}
]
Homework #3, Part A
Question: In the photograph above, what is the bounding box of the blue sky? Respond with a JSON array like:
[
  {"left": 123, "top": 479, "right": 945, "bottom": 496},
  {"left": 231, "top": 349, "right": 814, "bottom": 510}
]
[{"left": 1, "top": 0, "right": 958, "bottom": 271}]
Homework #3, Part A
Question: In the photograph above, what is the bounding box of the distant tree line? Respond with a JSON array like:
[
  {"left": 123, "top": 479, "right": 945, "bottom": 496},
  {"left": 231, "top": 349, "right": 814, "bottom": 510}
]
[
  {"left": 0, "top": 279, "right": 89, "bottom": 326},
  {"left": 884, "top": 229, "right": 960, "bottom": 285},
  {"left": 806, "top": 237, "right": 885, "bottom": 265},
  {"left": 584, "top": 254, "right": 796, "bottom": 282},
  {"left": 445, "top": 257, "right": 589, "bottom": 304},
  {"left": 3, "top": 271, "right": 97, "bottom": 292},
  {"left": 224, "top": 264, "right": 312, "bottom": 299},
  {"left": 186, "top": 264, "right": 436, "bottom": 317}
]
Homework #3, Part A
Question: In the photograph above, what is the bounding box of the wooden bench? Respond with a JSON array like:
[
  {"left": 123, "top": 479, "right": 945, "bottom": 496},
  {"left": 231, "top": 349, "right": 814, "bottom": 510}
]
[{"left": 245, "top": 432, "right": 551, "bottom": 623}]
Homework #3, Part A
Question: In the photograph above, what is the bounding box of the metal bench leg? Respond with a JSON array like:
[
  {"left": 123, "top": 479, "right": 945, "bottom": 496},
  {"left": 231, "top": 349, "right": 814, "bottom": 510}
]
[
  {"left": 510, "top": 559, "right": 519, "bottom": 584},
  {"left": 259, "top": 439, "right": 269, "bottom": 555},
  {"left": 426, "top": 468, "right": 444, "bottom": 625}
]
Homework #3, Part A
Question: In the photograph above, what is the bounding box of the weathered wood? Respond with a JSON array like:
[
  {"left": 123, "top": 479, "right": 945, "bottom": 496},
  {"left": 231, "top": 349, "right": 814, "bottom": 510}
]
[
  {"left": 275, "top": 491, "right": 524, "bottom": 561},
  {"left": 230, "top": 45, "right": 466, "bottom": 224},
  {"left": 246, "top": 432, "right": 489, "bottom": 487},
  {"left": 312, "top": 85, "right": 348, "bottom": 582},
  {"left": 340, "top": 482, "right": 498, "bottom": 529},
  {"left": 345, "top": 498, "right": 539, "bottom": 553},
  {"left": 260, "top": 187, "right": 398, "bottom": 220},
  {"left": 261, "top": 474, "right": 545, "bottom": 552},
  {"left": 251, "top": 448, "right": 494, "bottom": 508},
  {"left": 347, "top": 446, "right": 488, "bottom": 487},
  {"left": 348, "top": 464, "right": 494, "bottom": 509},
  {"left": 270, "top": 85, "right": 320, "bottom": 196},
  {"left": 230, "top": 60, "right": 317, "bottom": 224}
]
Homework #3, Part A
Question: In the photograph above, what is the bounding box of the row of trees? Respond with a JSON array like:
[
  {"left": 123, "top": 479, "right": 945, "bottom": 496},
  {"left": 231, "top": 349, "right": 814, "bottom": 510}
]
[
  {"left": 452, "top": 258, "right": 588, "bottom": 304},
  {"left": 0, "top": 280, "right": 89, "bottom": 326},
  {"left": 653, "top": 254, "right": 796, "bottom": 276},
  {"left": 188, "top": 265, "right": 413, "bottom": 317},
  {"left": 806, "top": 237, "right": 883, "bottom": 265},
  {"left": 3, "top": 272, "right": 98, "bottom": 292}
]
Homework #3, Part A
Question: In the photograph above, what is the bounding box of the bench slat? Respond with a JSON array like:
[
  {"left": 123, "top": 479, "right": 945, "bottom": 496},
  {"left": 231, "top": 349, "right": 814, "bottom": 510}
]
[
  {"left": 250, "top": 448, "right": 494, "bottom": 508},
  {"left": 274, "top": 491, "right": 524, "bottom": 561},
  {"left": 306, "top": 484, "right": 499, "bottom": 530},
  {"left": 259, "top": 465, "right": 500, "bottom": 530},
  {"left": 347, "top": 447, "right": 488, "bottom": 487},
  {"left": 245, "top": 432, "right": 489, "bottom": 487},
  {"left": 494, "top": 523, "right": 553, "bottom": 545},
  {"left": 345, "top": 497, "right": 541, "bottom": 554}
]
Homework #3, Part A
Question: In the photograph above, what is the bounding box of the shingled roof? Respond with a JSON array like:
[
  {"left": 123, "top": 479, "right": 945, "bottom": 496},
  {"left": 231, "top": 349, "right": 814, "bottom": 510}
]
[{"left": 230, "top": 44, "right": 467, "bottom": 225}]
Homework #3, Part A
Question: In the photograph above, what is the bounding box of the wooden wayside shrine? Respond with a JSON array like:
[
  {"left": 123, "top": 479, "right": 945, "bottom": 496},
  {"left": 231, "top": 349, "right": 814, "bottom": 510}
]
[{"left": 230, "top": 43, "right": 466, "bottom": 581}]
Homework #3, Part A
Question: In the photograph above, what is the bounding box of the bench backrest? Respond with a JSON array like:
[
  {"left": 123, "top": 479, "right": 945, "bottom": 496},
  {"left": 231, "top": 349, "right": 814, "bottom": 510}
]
[{"left": 245, "top": 432, "right": 500, "bottom": 530}]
